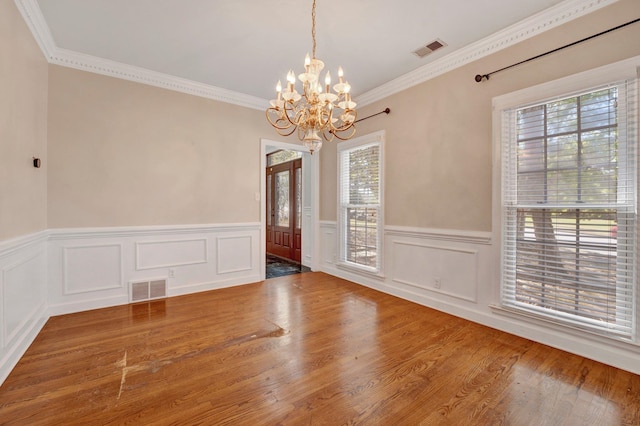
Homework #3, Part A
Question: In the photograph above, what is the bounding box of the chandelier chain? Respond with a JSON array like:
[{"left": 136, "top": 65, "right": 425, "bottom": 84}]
[{"left": 311, "top": 0, "right": 317, "bottom": 58}]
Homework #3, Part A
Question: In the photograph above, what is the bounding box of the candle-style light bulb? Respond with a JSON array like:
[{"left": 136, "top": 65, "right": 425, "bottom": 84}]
[
  {"left": 325, "top": 71, "right": 331, "bottom": 92},
  {"left": 338, "top": 67, "right": 344, "bottom": 83},
  {"left": 304, "top": 53, "right": 311, "bottom": 70},
  {"left": 276, "top": 80, "right": 282, "bottom": 100}
]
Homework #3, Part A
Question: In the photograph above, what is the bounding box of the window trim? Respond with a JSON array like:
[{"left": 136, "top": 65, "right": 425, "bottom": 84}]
[
  {"left": 492, "top": 56, "right": 639, "bottom": 343},
  {"left": 337, "top": 130, "right": 385, "bottom": 276}
]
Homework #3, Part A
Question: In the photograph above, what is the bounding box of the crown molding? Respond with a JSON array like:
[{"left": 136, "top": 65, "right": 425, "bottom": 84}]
[
  {"left": 49, "top": 48, "right": 269, "bottom": 110},
  {"left": 15, "top": 0, "right": 618, "bottom": 110},
  {"left": 13, "top": 0, "right": 56, "bottom": 59},
  {"left": 13, "top": 0, "right": 269, "bottom": 111},
  {"left": 355, "top": 0, "right": 619, "bottom": 106}
]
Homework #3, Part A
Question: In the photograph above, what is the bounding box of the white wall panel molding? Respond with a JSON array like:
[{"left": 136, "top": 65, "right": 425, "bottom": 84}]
[
  {"left": 302, "top": 207, "right": 313, "bottom": 266},
  {"left": 216, "top": 236, "right": 253, "bottom": 275},
  {"left": 316, "top": 224, "right": 489, "bottom": 305},
  {"left": 2, "top": 250, "right": 46, "bottom": 345},
  {"left": 385, "top": 225, "right": 492, "bottom": 245},
  {"left": 0, "top": 305, "right": 47, "bottom": 386},
  {"left": 47, "top": 223, "right": 261, "bottom": 316},
  {"left": 0, "top": 230, "right": 48, "bottom": 260},
  {"left": 0, "top": 233, "right": 48, "bottom": 386},
  {"left": 62, "top": 244, "right": 123, "bottom": 295},
  {"left": 390, "top": 240, "right": 478, "bottom": 303},
  {"left": 319, "top": 221, "right": 337, "bottom": 266},
  {"left": 136, "top": 238, "right": 208, "bottom": 271},
  {"left": 48, "top": 222, "right": 261, "bottom": 240}
]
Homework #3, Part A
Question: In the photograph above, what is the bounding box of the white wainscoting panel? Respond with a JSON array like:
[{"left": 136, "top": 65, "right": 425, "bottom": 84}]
[
  {"left": 136, "top": 238, "right": 207, "bottom": 270},
  {"left": 319, "top": 222, "right": 490, "bottom": 308},
  {"left": 216, "top": 236, "right": 252, "bottom": 274},
  {"left": 391, "top": 241, "right": 478, "bottom": 303},
  {"left": 320, "top": 221, "right": 337, "bottom": 268},
  {"left": 302, "top": 207, "right": 313, "bottom": 267},
  {"left": 3, "top": 250, "right": 47, "bottom": 343},
  {"left": 48, "top": 223, "right": 261, "bottom": 315},
  {"left": 0, "top": 231, "right": 49, "bottom": 386},
  {"left": 63, "top": 244, "right": 123, "bottom": 295}
]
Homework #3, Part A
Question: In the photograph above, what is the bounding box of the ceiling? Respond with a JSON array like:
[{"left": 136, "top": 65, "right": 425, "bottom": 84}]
[{"left": 28, "top": 0, "right": 601, "bottom": 107}]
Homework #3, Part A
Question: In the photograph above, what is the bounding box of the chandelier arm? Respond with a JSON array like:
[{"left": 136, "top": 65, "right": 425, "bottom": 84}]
[
  {"left": 320, "top": 106, "right": 331, "bottom": 128},
  {"left": 294, "top": 106, "right": 312, "bottom": 128},
  {"left": 277, "top": 124, "right": 297, "bottom": 137},
  {"left": 283, "top": 101, "right": 303, "bottom": 127},
  {"left": 322, "top": 129, "right": 335, "bottom": 143},
  {"left": 330, "top": 126, "right": 357, "bottom": 141},
  {"left": 332, "top": 109, "right": 358, "bottom": 131},
  {"left": 297, "top": 126, "right": 306, "bottom": 141},
  {"left": 266, "top": 108, "right": 294, "bottom": 131},
  {"left": 331, "top": 121, "right": 356, "bottom": 133}
]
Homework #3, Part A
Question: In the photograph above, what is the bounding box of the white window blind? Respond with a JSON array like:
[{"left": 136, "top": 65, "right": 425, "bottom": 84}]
[
  {"left": 501, "top": 79, "right": 638, "bottom": 340},
  {"left": 338, "top": 133, "right": 383, "bottom": 273}
]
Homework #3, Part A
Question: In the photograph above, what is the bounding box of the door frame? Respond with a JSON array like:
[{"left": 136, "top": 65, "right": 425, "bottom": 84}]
[{"left": 260, "top": 138, "right": 320, "bottom": 280}]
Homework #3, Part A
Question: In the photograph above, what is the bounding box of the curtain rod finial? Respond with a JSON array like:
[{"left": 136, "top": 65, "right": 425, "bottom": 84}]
[{"left": 475, "top": 74, "right": 489, "bottom": 83}]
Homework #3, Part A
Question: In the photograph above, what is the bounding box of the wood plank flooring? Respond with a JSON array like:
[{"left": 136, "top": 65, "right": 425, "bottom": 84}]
[{"left": 1, "top": 272, "right": 639, "bottom": 425}]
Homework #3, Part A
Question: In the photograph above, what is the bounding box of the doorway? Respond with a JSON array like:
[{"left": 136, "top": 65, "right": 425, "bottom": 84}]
[
  {"left": 260, "top": 139, "right": 319, "bottom": 280},
  {"left": 266, "top": 154, "right": 302, "bottom": 262}
]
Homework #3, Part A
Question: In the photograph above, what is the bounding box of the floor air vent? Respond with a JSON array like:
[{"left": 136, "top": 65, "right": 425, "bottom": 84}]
[{"left": 130, "top": 279, "right": 167, "bottom": 303}]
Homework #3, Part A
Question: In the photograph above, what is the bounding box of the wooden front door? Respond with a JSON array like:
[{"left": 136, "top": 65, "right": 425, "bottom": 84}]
[{"left": 266, "top": 158, "right": 302, "bottom": 262}]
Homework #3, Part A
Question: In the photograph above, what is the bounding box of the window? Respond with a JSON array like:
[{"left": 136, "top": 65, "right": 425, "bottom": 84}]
[
  {"left": 267, "top": 149, "right": 302, "bottom": 167},
  {"left": 338, "top": 131, "right": 384, "bottom": 273},
  {"left": 497, "top": 65, "right": 637, "bottom": 341}
]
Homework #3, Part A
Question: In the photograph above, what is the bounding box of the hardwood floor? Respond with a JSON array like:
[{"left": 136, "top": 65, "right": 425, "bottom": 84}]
[{"left": 1, "top": 272, "right": 638, "bottom": 425}]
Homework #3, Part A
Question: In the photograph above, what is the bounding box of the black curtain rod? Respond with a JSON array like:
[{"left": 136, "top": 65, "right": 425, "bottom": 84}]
[
  {"left": 355, "top": 108, "right": 391, "bottom": 123},
  {"left": 475, "top": 17, "right": 640, "bottom": 82}
]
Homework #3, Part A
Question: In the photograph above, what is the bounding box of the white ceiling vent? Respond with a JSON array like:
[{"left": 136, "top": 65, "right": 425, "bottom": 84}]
[
  {"left": 413, "top": 39, "right": 447, "bottom": 58},
  {"left": 130, "top": 279, "right": 167, "bottom": 303}
]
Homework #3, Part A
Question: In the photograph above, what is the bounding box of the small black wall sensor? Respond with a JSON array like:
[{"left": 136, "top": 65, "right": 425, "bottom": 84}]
[{"left": 33, "top": 157, "right": 41, "bottom": 168}]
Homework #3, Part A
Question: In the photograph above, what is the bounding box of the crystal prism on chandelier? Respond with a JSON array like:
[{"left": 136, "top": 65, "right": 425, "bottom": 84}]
[{"left": 265, "top": 0, "right": 357, "bottom": 154}]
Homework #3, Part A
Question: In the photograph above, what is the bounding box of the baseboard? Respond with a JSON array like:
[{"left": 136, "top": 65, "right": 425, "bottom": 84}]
[
  {"left": 169, "top": 274, "right": 264, "bottom": 297},
  {"left": 0, "top": 303, "right": 48, "bottom": 385}
]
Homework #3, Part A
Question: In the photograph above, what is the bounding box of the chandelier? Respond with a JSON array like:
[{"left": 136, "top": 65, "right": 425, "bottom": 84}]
[{"left": 265, "top": 0, "right": 357, "bottom": 154}]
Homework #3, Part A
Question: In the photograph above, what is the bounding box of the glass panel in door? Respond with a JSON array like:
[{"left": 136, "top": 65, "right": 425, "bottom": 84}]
[
  {"left": 275, "top": 170, "right": 290, "bottom": 228},
  {"left": 296, "top": 167, "right": 302, "bottom": 229}
]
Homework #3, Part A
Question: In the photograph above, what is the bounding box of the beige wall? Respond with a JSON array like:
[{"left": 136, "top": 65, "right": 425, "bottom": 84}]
[
  {"left": 320, "top": 0, "right": 640, "bottom": 231},
  {"left": 47, "top": 66, "right": 274, "bottom": 228},
  {"left": 6, "top": 0, "right": 639, "bottom": 233},
  {"left": 0, "top": 0, "right": 48, "bottom": 240}
]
